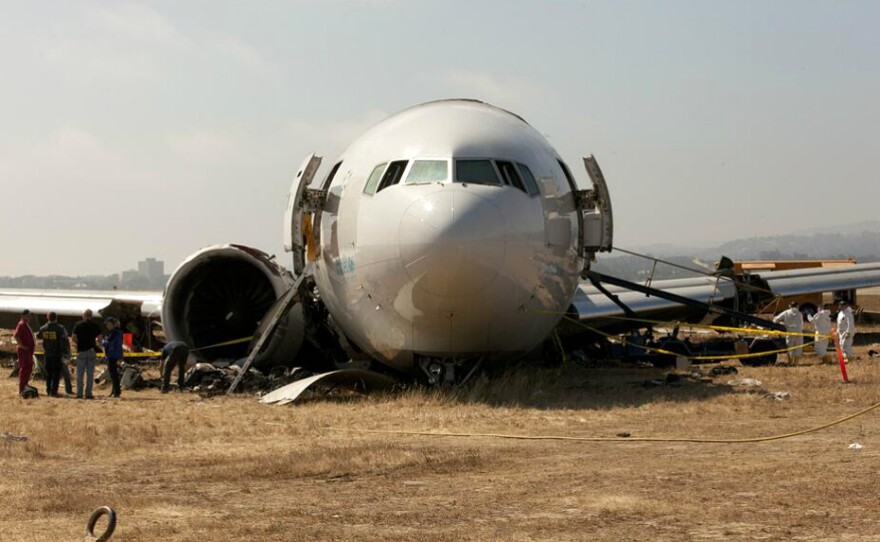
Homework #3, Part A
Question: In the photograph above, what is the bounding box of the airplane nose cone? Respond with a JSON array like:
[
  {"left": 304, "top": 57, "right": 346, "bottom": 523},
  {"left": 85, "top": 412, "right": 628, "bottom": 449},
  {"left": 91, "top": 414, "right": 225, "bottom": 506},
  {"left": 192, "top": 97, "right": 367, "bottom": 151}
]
[{"left": 399, "top": 189, "right": 506, "bottom": 296}]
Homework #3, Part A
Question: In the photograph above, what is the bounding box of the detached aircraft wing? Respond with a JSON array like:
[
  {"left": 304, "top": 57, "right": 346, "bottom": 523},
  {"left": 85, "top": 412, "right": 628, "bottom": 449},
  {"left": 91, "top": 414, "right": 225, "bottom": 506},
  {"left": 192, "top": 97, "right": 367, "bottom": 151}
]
[
  {"left": 0, "top": 288, "right": 162, "bottom": 331},
  {"left": 570, "top": 274, "right": 738, "bottom": 331},
  {"left": 757, "top": 263, "right": 880, "bottom": 298},
  {"left": 570, "top": 261, "right": 880, "bottom": 331}
]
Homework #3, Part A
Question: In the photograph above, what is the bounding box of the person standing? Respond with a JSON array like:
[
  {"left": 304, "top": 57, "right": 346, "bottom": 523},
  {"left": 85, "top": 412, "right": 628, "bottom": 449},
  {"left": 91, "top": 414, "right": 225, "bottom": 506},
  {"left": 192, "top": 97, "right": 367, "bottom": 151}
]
[
  {"left": 807, "top": 304, "right": 833, "bottom": 361},
  {"left": 101, "top": 317, "right": 123, "bottom": 398},
  {"left": 773, "top": 301, "right": 805, "bottom": 363},
  {"left": 60, "top": 333, "right": 74, "bottom": 395},
  {"left": 160, "top": 340, "right": 190, "bottom": 393},
  {"left": 71, "top": 309, "right": 102, "bottom": 399},
  {"left": 37, "top": 312, "right": 67, "bottom": 397},
  {"left": 13, "top": 310, "right": 36, "bottom": 396},
  {"left": 837, "top": 300, "right": 857, "bottom": 362}
]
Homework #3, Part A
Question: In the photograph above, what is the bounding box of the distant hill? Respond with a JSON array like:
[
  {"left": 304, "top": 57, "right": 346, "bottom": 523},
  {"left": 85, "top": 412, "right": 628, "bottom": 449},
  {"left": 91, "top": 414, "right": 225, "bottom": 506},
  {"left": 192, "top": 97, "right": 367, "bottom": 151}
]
[
  {"left": 597, "top": 221, "right": 880, "bottom": 281},
  {"left": 793, "top": 220, "right": 880, "bottom": 237},
  {"left": 716, "top": 231, "right": 880, "bottom": 262}
]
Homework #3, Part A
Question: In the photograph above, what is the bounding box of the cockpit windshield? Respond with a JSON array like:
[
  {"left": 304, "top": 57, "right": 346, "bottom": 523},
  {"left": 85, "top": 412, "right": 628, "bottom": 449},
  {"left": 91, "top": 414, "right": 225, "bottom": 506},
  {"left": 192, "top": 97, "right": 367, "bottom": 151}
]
[
  {"left": 406, "top": 160, "right": 448, "bottom": 184},
  {"left": 365, "top": 157, "right": 540, "bottom": 196},
  {"left": 455, "top": 159, "right": 501, "bottom": 185}
]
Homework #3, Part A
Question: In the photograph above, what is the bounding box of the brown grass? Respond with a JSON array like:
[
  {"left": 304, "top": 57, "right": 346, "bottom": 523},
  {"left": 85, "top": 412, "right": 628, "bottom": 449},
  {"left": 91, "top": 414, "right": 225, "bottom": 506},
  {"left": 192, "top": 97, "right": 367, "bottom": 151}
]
[
  {"left": 859, "top": 293, "right": 880, "bottom": 312},
  {"left": 1, "top": 339, "right": 880, "bottom": 540}
]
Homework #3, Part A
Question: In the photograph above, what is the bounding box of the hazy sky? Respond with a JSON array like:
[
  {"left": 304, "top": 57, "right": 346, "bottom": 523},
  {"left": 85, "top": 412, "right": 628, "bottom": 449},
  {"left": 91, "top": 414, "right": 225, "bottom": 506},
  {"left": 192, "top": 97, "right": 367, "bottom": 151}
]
[{"left": 1, "top": 1, "right": 878, "bottom": 276}]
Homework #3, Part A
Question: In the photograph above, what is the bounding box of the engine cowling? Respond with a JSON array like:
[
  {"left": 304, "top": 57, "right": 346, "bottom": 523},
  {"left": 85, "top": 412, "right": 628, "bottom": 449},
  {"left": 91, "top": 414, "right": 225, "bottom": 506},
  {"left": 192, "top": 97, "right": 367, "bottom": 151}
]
[{"left": 162, "top": 244, "right": 304, "bottom": 369}]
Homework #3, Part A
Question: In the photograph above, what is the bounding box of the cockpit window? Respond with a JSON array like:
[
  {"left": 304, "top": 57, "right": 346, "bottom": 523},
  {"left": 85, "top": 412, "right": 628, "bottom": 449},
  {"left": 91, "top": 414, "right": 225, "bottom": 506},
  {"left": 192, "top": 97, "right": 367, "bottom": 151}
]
[
  {"left": 516, "top": 163, "right": 540, "bottom": 196},
  {"left": 405, "top": 160, "right": 448, "bottom": 184},
  {"left": 363, "top": 163, "right": 387, "bottom": 195},
  {"left": 455, "top": 159, "right": 501, "bottom": 185},
  {"left": 376, "top": 160, "right": 408, "bottom": 193},
  {"left": 496, "top": 161, "right": 527, "bottom": 192}
]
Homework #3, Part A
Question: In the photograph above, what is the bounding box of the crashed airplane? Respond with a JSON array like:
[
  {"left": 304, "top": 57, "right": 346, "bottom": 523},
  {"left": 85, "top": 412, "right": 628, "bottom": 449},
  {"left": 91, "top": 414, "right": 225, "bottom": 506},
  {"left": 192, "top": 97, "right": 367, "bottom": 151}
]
[{"left": 3, "top": 99, "right": 880, "bottom": 387}]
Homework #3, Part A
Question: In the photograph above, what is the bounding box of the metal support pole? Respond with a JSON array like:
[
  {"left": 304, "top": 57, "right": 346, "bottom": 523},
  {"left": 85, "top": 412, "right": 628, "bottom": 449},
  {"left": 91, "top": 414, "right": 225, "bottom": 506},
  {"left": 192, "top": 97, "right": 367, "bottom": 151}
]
[{"left": 226, "top": 264, "right": 313, "bottom": 394}]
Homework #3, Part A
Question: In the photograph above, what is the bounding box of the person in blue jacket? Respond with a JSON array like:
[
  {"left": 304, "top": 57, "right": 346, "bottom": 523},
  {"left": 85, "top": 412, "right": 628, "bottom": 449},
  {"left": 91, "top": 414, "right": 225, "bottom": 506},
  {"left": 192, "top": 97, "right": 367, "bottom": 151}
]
[{"left": 101, "top": 317, "right": 124, "bottom": 398}]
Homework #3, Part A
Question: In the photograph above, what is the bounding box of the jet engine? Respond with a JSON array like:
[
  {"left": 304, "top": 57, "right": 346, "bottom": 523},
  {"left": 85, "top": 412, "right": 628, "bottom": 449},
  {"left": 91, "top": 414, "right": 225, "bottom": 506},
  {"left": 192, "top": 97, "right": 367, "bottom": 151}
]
[{"left": 161, "top": 244, "right": 304, "bottom": 369}]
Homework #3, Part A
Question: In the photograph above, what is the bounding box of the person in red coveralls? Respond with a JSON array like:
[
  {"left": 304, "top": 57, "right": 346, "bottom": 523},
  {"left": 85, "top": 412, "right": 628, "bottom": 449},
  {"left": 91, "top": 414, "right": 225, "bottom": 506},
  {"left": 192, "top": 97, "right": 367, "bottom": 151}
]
[{"left": 13, "top": 309, "right": 36, "bottom": 396}]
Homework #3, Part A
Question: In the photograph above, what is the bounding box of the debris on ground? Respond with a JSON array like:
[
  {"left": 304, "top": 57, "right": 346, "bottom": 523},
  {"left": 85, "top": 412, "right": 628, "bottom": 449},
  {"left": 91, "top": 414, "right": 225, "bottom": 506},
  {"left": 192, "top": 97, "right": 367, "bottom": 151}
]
[
  {"left": 640, "top": 372, "right": 709, "bottom": 388},
  {"left": 849, "top": 443, "right": 864, "bottom": 450},
  {"left": 764, "top": 391, "right": 790, "bottom": 401},
  {"left": 84, "top": 358, "right": 309, "bottom": 396},
  {"left": 20, "top": 386, "right": 38, "bottom": 399},
  {"left": 260, "top": 369, "right": 397, "bottom": 405},
  {"left": 868, "top": 349, "right": 879, "bottom": 359},
  {"left": 95, "top": 362, "right": 151, "bottom": 390},
  {"left": 686, "top": 370, "right": 715, "bottom": 383},
  {"left": 1, "top": 432, "right": 28, "bottom": 442},
  {"left": 120, "top": 364, "right": 146, "bottom": 390},
  {"left": 727, "top": 378, "right": 762, "bottom": 387},
  {"left": 710, "top": 365, "right": 738, "bottom": 376},
  {"left": 180, "top": 362, "right": 305, "bottom": 396}
]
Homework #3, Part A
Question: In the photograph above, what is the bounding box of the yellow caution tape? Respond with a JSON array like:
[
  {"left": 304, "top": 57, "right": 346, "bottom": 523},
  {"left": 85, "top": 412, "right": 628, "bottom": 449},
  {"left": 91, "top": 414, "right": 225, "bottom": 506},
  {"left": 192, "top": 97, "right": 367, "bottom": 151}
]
[
  {"left": 598, "top": 314, "right": 831, "bottom": 340},
  {"left": 190, "top": 336, "right": 253, "bottom": 352},
  {"left": 560, "top": 314, "right": 820, "bottom": 361},
  {"left": 539, "top": 310, "right": 830, "bottom": 340},
  {"left": 34, "top": 335, "right": 254, "bottom": 360}
]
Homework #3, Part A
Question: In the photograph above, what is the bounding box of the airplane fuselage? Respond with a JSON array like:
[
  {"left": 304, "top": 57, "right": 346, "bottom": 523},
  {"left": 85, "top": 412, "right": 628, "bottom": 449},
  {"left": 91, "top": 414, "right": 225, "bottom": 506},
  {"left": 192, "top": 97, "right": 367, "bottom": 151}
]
[{"left": 308, "top": 101, "right": 588, "bottom": 374}]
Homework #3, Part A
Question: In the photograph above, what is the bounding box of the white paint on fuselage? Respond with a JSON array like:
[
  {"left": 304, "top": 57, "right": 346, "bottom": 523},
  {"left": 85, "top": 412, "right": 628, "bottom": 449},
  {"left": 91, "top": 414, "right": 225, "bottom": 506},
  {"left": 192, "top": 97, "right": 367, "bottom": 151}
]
[{"left": 311, "top": 100, "right": 583, "bottom": 372}]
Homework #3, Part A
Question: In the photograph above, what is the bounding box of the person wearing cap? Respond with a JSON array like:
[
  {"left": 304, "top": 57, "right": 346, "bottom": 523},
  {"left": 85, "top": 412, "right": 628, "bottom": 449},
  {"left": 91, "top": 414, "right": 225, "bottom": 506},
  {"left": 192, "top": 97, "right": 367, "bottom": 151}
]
[
  {"left": 837, "top": 300, "right": 857, "bottom": 362},
  {"left": 72, "top": 309, "right": 102, "bottom": 399},
  {"left": 37, "top": 312, "right": 68, "bottom": 397},
  {"left": 807, "top": 304, "right": 833, "bottom": 361},
  {"left": 12, "top": 309, "right": 36, "bottom": 396},
  {"left": 101, "top": 317, "right": 124, "bottom": 398},
  {"left": 773, "top": 301, "right": 804, "bottom": 363}
]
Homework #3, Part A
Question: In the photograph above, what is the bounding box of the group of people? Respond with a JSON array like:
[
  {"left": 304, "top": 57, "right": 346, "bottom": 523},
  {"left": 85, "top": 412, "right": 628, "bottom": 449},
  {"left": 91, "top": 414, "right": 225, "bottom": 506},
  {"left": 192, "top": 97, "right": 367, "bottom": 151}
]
[
  {"left": 11, "top": 309, "right": 191, "bottom": 398},
  {"left": 772, "top": 300, "right": 858, "bottom": 363},
  {"left": 12, "top": 309, "right": 123, "bottom": 398}
]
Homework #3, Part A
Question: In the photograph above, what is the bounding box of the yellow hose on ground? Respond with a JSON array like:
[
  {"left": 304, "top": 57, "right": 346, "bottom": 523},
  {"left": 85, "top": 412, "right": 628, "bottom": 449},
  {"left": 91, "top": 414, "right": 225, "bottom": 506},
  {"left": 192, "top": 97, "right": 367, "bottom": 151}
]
[{"left": 352, "top": 400, "right": 880, "bottom": 443}]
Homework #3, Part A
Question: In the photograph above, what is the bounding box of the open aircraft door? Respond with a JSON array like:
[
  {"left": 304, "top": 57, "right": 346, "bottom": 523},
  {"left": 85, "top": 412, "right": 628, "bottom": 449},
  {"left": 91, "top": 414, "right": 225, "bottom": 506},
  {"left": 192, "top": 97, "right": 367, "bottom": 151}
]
[
  {"left": 577, "top": 155, "right": 613, "bottom": 276},
  {"left": 283, "top": 153, "right": 322, "bottom": 275}
]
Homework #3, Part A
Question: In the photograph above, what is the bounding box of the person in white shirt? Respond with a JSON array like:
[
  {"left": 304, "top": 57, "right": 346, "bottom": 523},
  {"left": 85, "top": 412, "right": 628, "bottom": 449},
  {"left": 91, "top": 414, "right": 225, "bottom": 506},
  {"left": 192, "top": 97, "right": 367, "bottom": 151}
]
[
  {"left": 836, "top": 300, "right": 856, "bottom": 362},
  {"left": 773, "top": 301, "right": 805, "bottom": 363},
  {"left": 807, "top": 304, "right": 832, "bottom": 361}
]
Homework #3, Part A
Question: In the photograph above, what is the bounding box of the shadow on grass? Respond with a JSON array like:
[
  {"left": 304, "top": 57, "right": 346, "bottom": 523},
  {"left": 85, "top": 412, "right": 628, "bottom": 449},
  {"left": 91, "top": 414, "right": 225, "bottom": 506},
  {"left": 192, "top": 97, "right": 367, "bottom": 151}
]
[
  {"left": 267, "top": 362, "right": 742, "bottom": 411},
  {"left": 855, "top": 331, "right": 880, "bottom": 346},
  {"left": 445, "top": 362, "right": 739, "bottom": 410}
]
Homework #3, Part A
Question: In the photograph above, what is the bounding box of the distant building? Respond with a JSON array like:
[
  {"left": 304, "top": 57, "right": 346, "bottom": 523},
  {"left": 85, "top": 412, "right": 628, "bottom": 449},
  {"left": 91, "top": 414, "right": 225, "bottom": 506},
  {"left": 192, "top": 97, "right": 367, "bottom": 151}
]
[
  {"left": 137, "top": 258, "right": 164, "bottom": 284},
  {"left": 120, "top": 269, "right": 140, "bottom": 282}
]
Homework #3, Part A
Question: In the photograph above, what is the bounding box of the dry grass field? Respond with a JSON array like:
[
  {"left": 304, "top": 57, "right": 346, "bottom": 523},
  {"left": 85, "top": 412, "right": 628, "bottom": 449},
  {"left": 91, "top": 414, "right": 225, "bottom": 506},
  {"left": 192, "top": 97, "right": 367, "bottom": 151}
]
[{"left": 2, "top": 323, "right": 880, "bottom": 540}]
